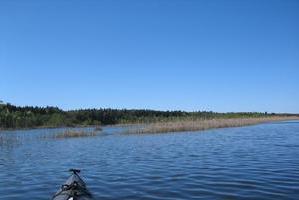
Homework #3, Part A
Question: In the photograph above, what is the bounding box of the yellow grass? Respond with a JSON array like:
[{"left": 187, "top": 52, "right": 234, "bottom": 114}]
[
  {"left": 52, "top": 130, "right": 98, "bottom": 139},
  {"left": 125, "top": 116, "right": 299, "bottom": 134}
]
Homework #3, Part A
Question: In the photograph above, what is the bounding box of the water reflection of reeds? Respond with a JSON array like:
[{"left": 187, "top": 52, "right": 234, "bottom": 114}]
[{"left": 0, "top": 134, "right": 21, "bottom": 148}]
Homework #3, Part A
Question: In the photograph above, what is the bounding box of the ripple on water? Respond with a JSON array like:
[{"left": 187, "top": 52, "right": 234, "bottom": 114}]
[{"left": 0, "top": 122, "right": 299, "bottom": 199}]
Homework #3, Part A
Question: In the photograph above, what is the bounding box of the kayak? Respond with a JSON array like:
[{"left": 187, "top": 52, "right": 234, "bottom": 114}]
[{"left": 52, "top": 169, "right": 93, "bottom": 200}]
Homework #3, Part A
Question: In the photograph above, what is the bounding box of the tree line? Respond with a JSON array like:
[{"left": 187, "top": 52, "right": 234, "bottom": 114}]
[{"left": 0, "top": 102, "right": 295, "bottom": 129}]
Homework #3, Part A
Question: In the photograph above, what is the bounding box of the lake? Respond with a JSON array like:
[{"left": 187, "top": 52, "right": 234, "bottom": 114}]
[{"left": 0, "top": 121, "right": 299, "bottom": 199}]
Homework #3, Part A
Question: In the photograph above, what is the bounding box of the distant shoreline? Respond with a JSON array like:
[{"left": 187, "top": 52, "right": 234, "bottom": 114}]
[
  {"left": 2, "top": 116, "right": 298, "bottom": 134},
  {"left": 1, "top": 102, "right": 299, "bottom": 132}
]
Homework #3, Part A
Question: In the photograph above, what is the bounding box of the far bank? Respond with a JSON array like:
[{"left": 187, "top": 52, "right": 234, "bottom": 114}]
[{"left": 1, "top": 102, "right": 298, "bottom": 131}]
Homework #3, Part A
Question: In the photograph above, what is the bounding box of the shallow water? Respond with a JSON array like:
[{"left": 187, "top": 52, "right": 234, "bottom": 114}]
[{"left": 0, "top": 121, "right": 299, "bottom": 200}]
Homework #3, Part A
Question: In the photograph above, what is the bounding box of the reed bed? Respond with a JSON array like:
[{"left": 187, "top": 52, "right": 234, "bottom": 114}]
[
  {"left": 126, "top": 116, "right": 299, "bottom": 134},
  {"left": 51, "top": 130, "right": 98, "bottom": 139},
  {"left": 94, "top": 126, "right": 102, "bottom": 131}
]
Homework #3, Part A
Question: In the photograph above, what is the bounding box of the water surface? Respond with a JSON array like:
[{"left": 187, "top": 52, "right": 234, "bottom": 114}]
[{"left": 1, "top": 121, "right": 299, "bottom": 199}]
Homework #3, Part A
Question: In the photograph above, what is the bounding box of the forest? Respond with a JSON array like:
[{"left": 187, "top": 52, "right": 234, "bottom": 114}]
[{"left": 0, "top": 101, "right": 296, "bottom": 130}]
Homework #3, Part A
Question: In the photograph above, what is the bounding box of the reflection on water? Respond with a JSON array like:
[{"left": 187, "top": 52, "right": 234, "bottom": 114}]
[{"left": 0, "top": 121, "right": 299, "bottom": 200}]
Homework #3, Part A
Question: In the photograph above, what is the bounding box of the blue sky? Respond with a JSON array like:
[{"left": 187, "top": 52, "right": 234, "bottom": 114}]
[{"left": 0, "top": 0, "right": 298, "bottom": 113}]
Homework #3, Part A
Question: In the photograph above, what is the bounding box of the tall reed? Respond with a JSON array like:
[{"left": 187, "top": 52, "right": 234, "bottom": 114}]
[
  {"left": 126, "top": 116, "right": 299, "bottom": 134},
  {"left": 51, "top": 130, "right": 98, "bottom": 139}
]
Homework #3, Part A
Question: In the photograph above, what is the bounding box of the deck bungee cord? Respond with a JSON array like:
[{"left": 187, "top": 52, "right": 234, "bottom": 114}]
[{"left": 52, "top": 169, "right": 93, "bottom": 200}]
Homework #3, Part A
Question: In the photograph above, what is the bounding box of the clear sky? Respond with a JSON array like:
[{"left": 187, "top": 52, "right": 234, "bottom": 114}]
[{"left": 1, "top": 0, "right": 298, "bottom": 113}]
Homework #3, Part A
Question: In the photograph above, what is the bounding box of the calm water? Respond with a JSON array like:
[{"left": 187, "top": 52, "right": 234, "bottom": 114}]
[{"left": 1, "top": 121, "right": 299, "bottom": 200}]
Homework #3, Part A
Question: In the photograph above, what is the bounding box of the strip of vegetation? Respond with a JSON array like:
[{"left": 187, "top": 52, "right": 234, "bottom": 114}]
[
  {"left": 0, "top": 101, "right": 298, "bottom": 130},
  {"left": 125, "top": 116, "right": 299, "bottom": 134},
  {"left": 49, "top": 130, "right": 98, "bottom": 139}
]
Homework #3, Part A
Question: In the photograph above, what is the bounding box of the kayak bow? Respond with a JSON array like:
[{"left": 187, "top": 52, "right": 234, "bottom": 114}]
[{"left": 52, "top": 169, "right": 93, "bottom": 200}]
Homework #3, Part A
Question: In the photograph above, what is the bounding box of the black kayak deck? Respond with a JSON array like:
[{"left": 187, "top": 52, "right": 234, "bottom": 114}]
[{"left": 52, "top": 169, "right": 93, "bottom": 200}]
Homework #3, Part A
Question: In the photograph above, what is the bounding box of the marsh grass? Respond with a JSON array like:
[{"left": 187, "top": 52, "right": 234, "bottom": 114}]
[
  {"left": 94, "top": 126, "right": 102, "bottom": 131},
  {"left": 125, "top": 116, "right": 299, "bottom": 134},
  {"left": 49, "top": 130, "right": 98, "bottom": 139}
]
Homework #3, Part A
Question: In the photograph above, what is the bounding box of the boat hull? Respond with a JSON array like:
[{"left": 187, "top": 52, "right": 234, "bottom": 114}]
[{"left": 52, "top": 172, "right": 92, "bottom": 200}]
